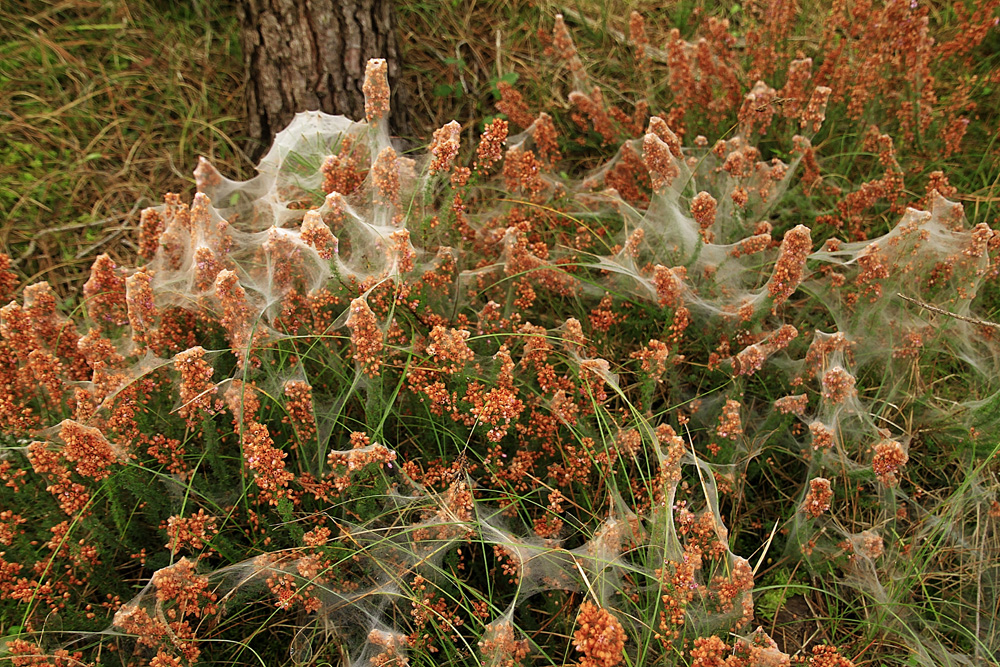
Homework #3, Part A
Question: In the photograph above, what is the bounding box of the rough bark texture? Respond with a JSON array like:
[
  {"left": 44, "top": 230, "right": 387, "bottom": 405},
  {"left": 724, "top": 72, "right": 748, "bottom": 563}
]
[{"left": 238, "top": 0, "right": 409, "bottom": 159}]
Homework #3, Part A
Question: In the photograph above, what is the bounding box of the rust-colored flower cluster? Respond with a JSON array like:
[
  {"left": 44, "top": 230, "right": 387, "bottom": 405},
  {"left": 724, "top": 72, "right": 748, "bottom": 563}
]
[
  {"left": 282, "top": 379, "right": 316, "bottom": 445},
  {"left": 802, "top": 477, "right": 833, "bottom": 518},
  {"left": 821, "top": 366, "right": 856, "bottom": 405},
  {"left": 363, "top": 59, "right": 390, "bottom": 124},
  {"left": 347, "top": 296, "right": 384, "bottom": 377},
  {"left": 1, "top": 16, "right": 996, "bottom": 665},
  {"left": 574, "top": 601, "right": 626, "bottom": 667},
  {"left": 476, "top": 118, "right": 509, "bottom": 173},
  {"left": 164, "top": 509, "right": 218, "bottom": 556},
  {"left": 429, "top": 120, "right": 461, "bottom": 175},
  {"left": 479, "top": 619, "right": 530, "bottom": 667},
  {"left": 174, "top": 346, "right": 219, "bottom": 424},
  {"left": 871, "top": 438, "right": 908, "bottom": 486},
  {"left": 767, "top": 225, "right": 812, "bottom": 310}
]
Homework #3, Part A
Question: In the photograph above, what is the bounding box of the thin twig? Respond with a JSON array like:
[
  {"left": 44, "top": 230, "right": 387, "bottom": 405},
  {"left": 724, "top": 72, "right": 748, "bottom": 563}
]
[
  {"left": 753, "top": 519, "right": 781, "bottom": 576},
  {"left": 896, "top": 293, "right": 1000, "bottom": 329},
  {"left": 32, "top": 218, "right": 116, "bottom": 237}
]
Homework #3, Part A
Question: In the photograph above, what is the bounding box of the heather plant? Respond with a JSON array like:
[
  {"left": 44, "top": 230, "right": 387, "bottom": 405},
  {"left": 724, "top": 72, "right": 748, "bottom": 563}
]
[{"left": 2, "top": 8, "right": 1000, "bottom": 667}]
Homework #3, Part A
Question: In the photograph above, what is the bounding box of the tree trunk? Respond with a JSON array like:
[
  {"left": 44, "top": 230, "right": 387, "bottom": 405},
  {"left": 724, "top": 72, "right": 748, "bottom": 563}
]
[{"left": 237, "top": 0, "right": 410, "bottom": 160}]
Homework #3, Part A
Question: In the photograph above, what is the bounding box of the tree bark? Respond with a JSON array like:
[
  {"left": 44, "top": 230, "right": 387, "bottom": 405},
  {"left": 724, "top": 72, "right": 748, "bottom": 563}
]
[{"left": 237, "top": 0, "right": 409, "bottom": 160}]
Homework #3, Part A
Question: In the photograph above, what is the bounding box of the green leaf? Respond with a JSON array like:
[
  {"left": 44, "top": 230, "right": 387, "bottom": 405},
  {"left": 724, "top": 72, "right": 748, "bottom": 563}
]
[{"left": 276, "top": 496, "right": 293, "bottom": 523}]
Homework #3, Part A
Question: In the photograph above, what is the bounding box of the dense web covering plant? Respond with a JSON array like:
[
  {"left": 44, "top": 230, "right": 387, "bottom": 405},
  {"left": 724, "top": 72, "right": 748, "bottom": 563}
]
[{"left": 1, "top": 9, "right": 1000, "bottom": 667}]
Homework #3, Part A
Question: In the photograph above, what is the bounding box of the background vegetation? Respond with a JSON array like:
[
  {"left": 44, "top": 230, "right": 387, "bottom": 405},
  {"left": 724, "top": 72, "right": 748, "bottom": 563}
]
[{"left": 3, "top": 0, "right": 999, "bottom": 292}]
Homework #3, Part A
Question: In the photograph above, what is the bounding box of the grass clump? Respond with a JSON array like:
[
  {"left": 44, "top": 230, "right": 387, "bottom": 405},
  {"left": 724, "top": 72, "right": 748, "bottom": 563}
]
[{"left": 0, "top": 0, "right": 249, "bottom": 297}]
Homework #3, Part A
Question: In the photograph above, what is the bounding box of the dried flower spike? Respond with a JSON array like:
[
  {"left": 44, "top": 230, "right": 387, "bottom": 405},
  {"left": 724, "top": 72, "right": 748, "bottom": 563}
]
[
  {"left": 574, "top": 601, "right": 626, "bottom": 667},
  {"left": 803, "top": 477, "right": 833, "bottom": 518},
  {"left": 347, "top": 296, "right": 383, "bottom": 377},
  {"left": 476, "top": 118, "right": 508, "bottom": 172},
  {"left": 429, "top": 120, "right": 461, "bottom": 175},
  {"left": 363, "top": 58, "right": 390, "bottom": 124}
]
